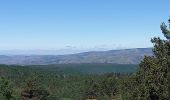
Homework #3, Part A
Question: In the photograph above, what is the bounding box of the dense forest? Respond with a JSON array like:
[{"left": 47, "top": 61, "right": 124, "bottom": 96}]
[
  {"left": 0, "top": 18, "right": 170, "bottom": 100},
  {"left": 0, "top": 64, "right": 134, "bottom": 100}
]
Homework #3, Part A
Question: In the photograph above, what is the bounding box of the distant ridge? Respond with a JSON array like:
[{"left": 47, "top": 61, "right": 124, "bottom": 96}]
[{"left": 0, "top": 48, "right": 153, "bottom": 65}]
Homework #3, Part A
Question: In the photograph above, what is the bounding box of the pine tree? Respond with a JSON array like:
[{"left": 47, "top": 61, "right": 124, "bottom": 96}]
[
  {"left": 135, "top": 18, "right": 170, "bottom": 99},
  {"left": 0, "top": 77, "right": 13, "bottom": 100},
  {"left": 21, "top": 75, "right": 49, "bottom": 100}
]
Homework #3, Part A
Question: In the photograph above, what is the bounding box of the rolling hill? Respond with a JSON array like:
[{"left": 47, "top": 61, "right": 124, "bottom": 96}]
[{"left": 0, "top": 48, "right": 153, "bottom": 65}]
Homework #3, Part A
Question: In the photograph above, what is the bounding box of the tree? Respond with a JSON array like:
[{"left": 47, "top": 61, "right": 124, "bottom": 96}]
[
  {"left": 125, "top": 18, "right": 170, "bottom": 100},
  {"left": 21, "top": 74, "right": 49, "bottom": 100},
  {"left": 100, "top": 76, "right": 118, "bottom": 99},
  {"left": 83, "top": 79, "right": 100, "bottom": 99},
  {"left": 0, "top": 77, "right": 13, "bottom": 100}
]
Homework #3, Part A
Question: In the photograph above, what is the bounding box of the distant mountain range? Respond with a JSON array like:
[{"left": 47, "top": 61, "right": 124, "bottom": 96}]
[{"left": 0, "top": 48, "right": 153, "bottom": 65}]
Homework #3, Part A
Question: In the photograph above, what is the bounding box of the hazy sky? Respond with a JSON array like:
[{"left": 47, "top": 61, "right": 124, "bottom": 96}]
[{"left": 0, "top": 0, "right": 170, "bottom": 50}]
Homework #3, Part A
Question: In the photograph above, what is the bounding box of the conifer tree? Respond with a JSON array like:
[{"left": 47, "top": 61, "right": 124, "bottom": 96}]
[
  {"left": 0, "top": 77, "right": 13, "bottom": 100},
  {"left": 135, "top": 18, "right": 170, "bottom": 100},
  {"left": 21, "top": 75, "right": 49, "bottom": 100}
]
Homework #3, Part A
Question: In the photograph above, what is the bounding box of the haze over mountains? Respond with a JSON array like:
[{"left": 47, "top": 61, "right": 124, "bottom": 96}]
[{"left": 0, "top": 48, "right": 153, "bottom": 65}]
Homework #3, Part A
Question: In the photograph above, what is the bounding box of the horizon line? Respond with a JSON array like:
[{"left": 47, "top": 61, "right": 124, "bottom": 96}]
[{"left": 0, "top": 47, "right": 152, "bottom": 56}]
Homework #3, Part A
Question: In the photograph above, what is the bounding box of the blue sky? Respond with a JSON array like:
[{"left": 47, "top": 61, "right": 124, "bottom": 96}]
[{"left": 0, "top": 0, "right": 170, "bottom": 51}]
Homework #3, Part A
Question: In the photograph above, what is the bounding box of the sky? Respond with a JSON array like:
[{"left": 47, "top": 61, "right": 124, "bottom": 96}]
[{"left": 0, "top": 0, "right": 170, "bottom": 51}]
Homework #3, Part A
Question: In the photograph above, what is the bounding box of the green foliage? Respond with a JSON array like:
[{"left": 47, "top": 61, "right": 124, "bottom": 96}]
[
  {"left": 21, "top": 75, "right": 50, "bottom": 100},
  {"left": 0, "top": 77, "right": 13, "bottom": 100},
  {"left": 0, "top": 64, "right": 128, "bottom": 100},
  {"left": 122, "top": 18, "right": 170, "bottom": 100},
  {"left": 82, "top": 75, "right": 119, "bottom": 99},
  {"left": 100, "top": 76, "right": 118, "bottom": 97}
]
